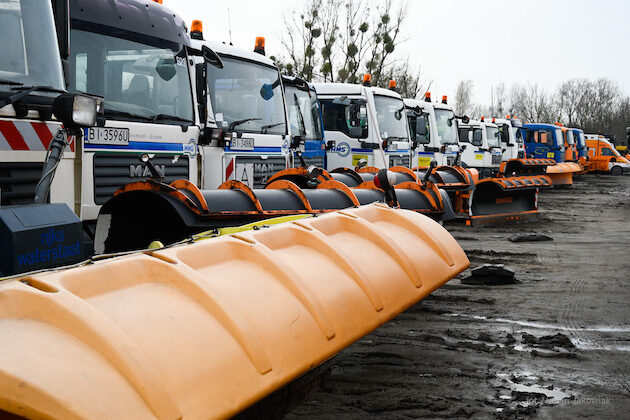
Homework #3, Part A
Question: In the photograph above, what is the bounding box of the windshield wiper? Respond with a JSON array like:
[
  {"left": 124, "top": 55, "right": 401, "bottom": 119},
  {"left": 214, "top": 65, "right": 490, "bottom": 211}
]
[
  {"left": 385, "top": 136, "right": 408, "bottom": 142},
  {"left": 261, "top": 121, "right": 285, "bottom": 134},
  {"left": 0, "top": 80, "right": 24, "bottom": 86},
  {"left": 152, "top": 114, "right": 193, "bottom": 124},
  {"left": 229, "top": 117, "right": 261, "bottom": 131},
  {"left": 0, "top": 85, "right": 67, "bottom": 108},
  {"left": 104, "top": 109, "right": 153, "bottom": 122}
]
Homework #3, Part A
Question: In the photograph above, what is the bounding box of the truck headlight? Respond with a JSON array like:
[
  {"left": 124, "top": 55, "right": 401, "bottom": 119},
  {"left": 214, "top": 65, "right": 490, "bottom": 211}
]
[{"left": 53, "top": 93, "right": 102, "bottom": 129}]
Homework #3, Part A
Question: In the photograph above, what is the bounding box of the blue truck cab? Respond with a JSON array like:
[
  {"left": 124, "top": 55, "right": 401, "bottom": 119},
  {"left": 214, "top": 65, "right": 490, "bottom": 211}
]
[{"left": 522, "top": 123, "right": 566, "bottom": 162}]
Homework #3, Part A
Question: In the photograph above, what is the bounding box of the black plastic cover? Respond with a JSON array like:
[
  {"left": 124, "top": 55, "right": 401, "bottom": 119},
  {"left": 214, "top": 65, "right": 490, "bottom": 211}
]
[{"left": 0, "top": 203, "right": 83, "bottom": 276}]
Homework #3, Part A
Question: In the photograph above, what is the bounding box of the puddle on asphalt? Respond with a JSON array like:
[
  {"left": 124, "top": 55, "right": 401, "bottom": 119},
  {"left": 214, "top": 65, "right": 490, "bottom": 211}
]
[
  {"left": 445, "top": 313, "right": 630, "bottom": 352},
  {"left": 496, "top": 372, "right": 571, "bottom": 404},
  {"left": 446, "top": 313, "right": 630, "bottom": 333}
]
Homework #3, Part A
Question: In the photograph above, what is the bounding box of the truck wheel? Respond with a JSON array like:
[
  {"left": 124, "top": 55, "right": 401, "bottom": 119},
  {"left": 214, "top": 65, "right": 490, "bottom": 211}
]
[{"left": 610, "top": 165, "right": 623, "bottom": 176}]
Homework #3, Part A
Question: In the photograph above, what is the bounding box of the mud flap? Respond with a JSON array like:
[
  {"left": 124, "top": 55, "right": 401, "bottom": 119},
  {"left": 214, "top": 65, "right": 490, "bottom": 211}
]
[
  {"left": 0, "top": 204, "right": 469, "bottom": 420},
  {"left": 466, "top": 176, "right": 551, "bottom": 226}
]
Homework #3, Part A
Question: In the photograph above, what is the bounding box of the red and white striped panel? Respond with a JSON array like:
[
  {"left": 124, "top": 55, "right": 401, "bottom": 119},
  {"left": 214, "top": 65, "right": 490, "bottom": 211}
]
[
  {"left": 225, "top": 156, "right": 235, "bottom": 181},
  {"left": 0, "top": 119, "right": 74, "bottom": 152}
]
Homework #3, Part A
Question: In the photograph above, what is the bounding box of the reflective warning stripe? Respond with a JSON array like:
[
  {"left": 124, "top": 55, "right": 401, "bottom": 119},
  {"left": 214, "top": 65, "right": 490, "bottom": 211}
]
[
  {"left": 30, "top": 122, "right": 54, "bottom": 150},
  {"left": 0, "top": 120, "right": 64, "bottom": 151},
  {"left": 0, "top": 120, "right": 29, "bottom": 150},
  {"left": 225, "top": 157, "right": 235, "bottom": 181}
]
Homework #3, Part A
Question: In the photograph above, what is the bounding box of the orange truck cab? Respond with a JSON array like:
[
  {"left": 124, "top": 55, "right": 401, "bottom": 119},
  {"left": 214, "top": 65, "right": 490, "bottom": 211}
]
[
  {"left": 558, "top": 125, "right": 578, "bottom": 162},
  {"left": 584, "top": 136, "right": 630, "bottom": 175}
]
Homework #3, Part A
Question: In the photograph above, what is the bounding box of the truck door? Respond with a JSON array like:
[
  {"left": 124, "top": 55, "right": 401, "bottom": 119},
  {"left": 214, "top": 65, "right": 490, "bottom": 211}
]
[
  {"left": 321, "top": 97, "right": 370, "bottom": 169},
  {"left": 526, "top": 128, "right": 560, "bottom": 161}
]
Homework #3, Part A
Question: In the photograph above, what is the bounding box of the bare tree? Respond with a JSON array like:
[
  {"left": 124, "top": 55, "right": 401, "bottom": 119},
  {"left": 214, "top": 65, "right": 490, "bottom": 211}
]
[
  {"left": 318, "top": 0, "right": 341, "bottom": 81},
  {"left": 454, "top": 79, "right": 474, "bottom": 116},
  {"left": 489, "top": 83, "right": 508, "bottom": 117},
  {"left": 337, "top": 1, "right": 371, "bottom": 84},
  {"left": 279, "top": 0, "right": 323, "bottom": 80},
  {"left": 365, "top": 0, "right": 408, "bottom": 86},
  {"left": 384, "top": 60, "right": 432, "bottom": 99}
]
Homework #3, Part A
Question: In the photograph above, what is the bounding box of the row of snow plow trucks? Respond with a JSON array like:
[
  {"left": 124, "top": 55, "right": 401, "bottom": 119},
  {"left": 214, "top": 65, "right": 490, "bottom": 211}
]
[
  {"left": 0, "top": 1, "right": 472, "bottom": 419},
  {"left": 399, "top": 95, "right": 552, "bottom": 225}
]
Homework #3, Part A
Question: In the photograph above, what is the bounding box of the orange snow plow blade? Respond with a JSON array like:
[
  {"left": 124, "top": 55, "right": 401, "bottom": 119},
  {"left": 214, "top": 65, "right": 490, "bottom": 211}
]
[
  {"left": 545, "top": 162, "right": 582, "bottom": 187},
  {"left": 0, "top": 203, "right": 468, "bottom": 420},
  {"left": 466, "top": 175, "right": 552, "bottom": 226},
  {"left": 500, "top": 158, "right": 556, "bottom": 176}
]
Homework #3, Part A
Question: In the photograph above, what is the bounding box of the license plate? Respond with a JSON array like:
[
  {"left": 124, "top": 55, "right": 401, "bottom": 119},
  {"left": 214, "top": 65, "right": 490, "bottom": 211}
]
[
  {"left": 84, "top": 127, "right": 129, "bottom": 145},
  {"left": 231, "top": 137, "right": 255, "bottom": 151}
]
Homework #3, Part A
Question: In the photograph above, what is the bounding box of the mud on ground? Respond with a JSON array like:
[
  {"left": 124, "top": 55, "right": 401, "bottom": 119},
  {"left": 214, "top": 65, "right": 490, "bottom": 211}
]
[{"left": 286, "top": 175, "right": 630, "bottom": 419}]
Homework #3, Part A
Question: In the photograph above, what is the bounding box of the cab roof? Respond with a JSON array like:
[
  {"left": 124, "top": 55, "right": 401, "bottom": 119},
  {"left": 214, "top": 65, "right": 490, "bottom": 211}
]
[
  {"left": 314, "top": 83, "right": 403, "bottom": 99},
  {"left": 523, "top": 123, "right": 561, "bottom": 130},
  {"left": 460, "top": 120, "right": 498, "bottom": 129},
  {"left": 71, "top": 0, "right": 189, "bottom": 46},
  {"left": 403, "top": 98, "right": 453, "bottom": 111},
  {"left": 193, "top": 39, "right": 277, "bottom": 67}
]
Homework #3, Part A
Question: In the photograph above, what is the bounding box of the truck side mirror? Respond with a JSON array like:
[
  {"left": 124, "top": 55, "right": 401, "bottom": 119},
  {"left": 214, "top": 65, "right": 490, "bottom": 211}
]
[
  {"left": 414, "top": 116, "right": 430, "bottom": 145},
  {"left": 348, "top": 126, "right": 363, "bottom": 138},
  {"left": 347, "top": 102, "right": 363, "bottom": 138},
  {"left": 472, "top": 130, "right": 483, "bottom": 146},
  {"left": 415, "top": 116, "right": 428, "bottom": 136}
]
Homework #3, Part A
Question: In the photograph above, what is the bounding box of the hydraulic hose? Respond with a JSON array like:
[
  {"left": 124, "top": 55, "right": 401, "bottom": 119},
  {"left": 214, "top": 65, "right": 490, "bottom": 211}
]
[{"left": 34, "top": 128, "right": 68, "bottom": 204}]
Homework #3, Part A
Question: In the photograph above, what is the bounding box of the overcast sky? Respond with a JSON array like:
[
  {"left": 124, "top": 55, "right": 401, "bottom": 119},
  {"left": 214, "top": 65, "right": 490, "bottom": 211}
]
[{"left": 167, "top": 0, "right": 630, "bottom": 104}]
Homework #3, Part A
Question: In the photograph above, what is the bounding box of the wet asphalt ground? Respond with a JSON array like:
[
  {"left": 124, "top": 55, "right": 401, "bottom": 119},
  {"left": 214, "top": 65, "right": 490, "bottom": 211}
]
[{"left": 286, "top": 174, "right": 630, "bottom": 419}]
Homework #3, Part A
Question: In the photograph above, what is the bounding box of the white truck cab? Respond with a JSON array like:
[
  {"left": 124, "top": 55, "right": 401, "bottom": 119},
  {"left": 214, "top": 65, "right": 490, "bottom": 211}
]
[
  {"left": 282, "top": 75, "right": 326, "bottom": 168},
  {"left": 0, "top": 0, "right": 199, "bottom": 227},
  {"left": 191, "top": 32, "right": 289, "bottom": 189},
  {"left": 494, "top": 116, "right": 525, "bottom": 161},
  {"left": 315, "top": 78, "right": 411, "bottom": 170},
  {"left": 405, "top": 94, "right": 460, "bottom": 167},
  {"left": 458, "top": 118, "right": 503, "bottom": 178}
]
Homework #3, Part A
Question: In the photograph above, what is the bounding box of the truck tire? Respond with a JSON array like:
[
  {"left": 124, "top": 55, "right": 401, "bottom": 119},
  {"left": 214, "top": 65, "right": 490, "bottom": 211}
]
[{"left": 610, "top": 165, "right": 623, "bottom": 176}]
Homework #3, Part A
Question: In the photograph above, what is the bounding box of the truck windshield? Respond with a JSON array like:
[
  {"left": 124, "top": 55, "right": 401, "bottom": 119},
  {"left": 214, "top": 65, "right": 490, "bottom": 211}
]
[
  {"left": 0, "top": 0, "right": 64, "bottom": 93},
  {"left": 207, "top": 56, "right": 285, "bottom": 135},
  {"left": 565, "top": 130, "right": 575, "bottom": 145},
  {"left": 285, "top": 85, "right": 322, "bottom": 140},
  {"left": 486, "top": 126, "right": 500, "bottom": 148},
  {"left": 435, "top": 108, "right": 458, "bottom": 144},
  {"left": 373, "top": 95, "right": 409, "bottom": 141},
  {"left": 69, "top": 27, "right": 193, "bottom": 123}
]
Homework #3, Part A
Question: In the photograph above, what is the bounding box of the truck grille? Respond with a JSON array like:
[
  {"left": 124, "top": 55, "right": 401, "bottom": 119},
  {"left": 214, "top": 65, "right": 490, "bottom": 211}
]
[
  {"left": 234, "top": 156, "right": 287, "bottom": 188},
  {"left": 389, "top": 155, "right": 410, "bottom": 168},
  {"left": 0, "top": 162, "right": 45, "bottom": 205},
  {"left": 492, "top": 155, "right": 503, "bottom": 165},
  {"left": 93, "top": 153, "right": 189, "bottom": 204},
  {"left": 300, "top": 155, "right": 325, "bottom": 169}
]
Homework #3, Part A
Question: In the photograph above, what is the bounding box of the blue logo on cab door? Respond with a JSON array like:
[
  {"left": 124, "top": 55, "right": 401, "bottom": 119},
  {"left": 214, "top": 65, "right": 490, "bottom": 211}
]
[
  {"left": 183, "top": 139, "right": 197, "bottom": 157},
  {"left": 330, "top": 142, "right": 350, "bottom": 157}
]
